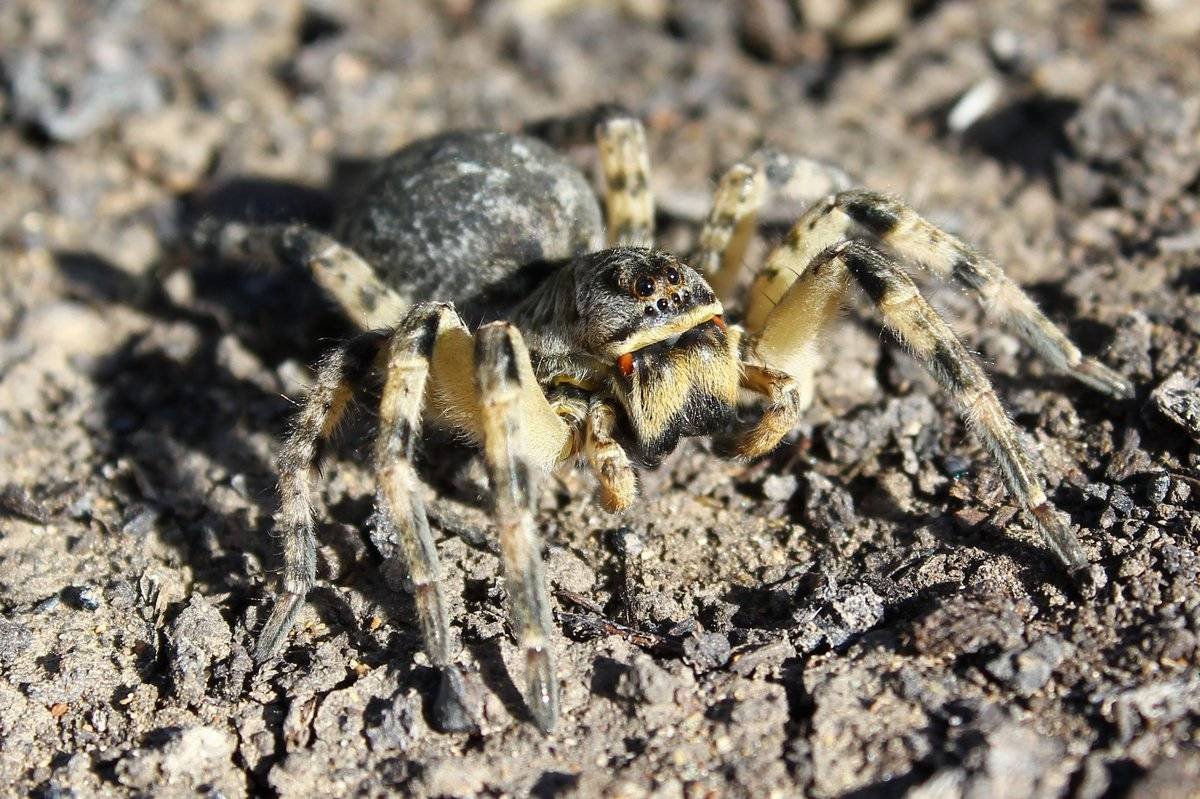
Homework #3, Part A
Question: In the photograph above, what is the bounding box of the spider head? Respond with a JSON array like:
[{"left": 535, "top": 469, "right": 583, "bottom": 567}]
[{"left": 573, "top": 248, "right": 741, "bottom": 466}]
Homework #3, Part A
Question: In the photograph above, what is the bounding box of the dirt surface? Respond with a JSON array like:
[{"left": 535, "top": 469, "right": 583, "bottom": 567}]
[{"left": 2, "top": 1, "right": 1199, "bottom": 797}]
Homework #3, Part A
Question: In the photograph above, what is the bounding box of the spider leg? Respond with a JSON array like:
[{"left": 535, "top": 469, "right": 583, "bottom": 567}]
[
  {"left": 694, "top": 150, "right": 854, "bottom": 302},
  {"left": 758, "top": 240, "right": 1090, "bottom": 573},
  {"left": 597, "top": 117, "right": 654, "bottom": 247},
  {"left": 475, "top": 322, "right": 561, "bottom": 732},
  {"left": 375, "top": 304, "right": 465, "bottom": 675},
  {"left": 745, "top": 190, "right": 1133, "bottom": 398},
  {"left": 726, "top": 362, "right": 804, "bottom": 461},
  {"left": 255, "top": 329, "right": 390, "bottom": 663},
  {"left": 199, "top": 221, "right": 408, "bottom": 330},
  {"left": 524, "top": 104, "right": 654, "bottom": 248},
  {"left": 584, "top": 395, "right": 638, "bottom": 512}
]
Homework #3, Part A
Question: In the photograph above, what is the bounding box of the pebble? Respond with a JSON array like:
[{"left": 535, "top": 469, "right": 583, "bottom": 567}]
[
  {"left": 682, "top": 632, "right": 732, "bottom": 672},
  {"left": 1149, "top": 373, "right": 1200, "bottom": 445},
  {"left": 68, "top": 585, "right": 102, "bottom": 611}
]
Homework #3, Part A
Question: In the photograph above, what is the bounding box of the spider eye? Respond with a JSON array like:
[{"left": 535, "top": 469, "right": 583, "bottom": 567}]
[
  {"left": 634, "top": 276, "right": 656, "bottom": 297},
  {"left": 665, "top": 266, "right": 681, "bottom": 284}
]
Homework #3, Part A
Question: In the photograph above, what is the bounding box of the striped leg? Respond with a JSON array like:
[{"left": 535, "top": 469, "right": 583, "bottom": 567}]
[
  {"left": 255, "top": 330, "right": 389, "bottom": 663},
  {"left": 745, "top": 190, "right": 1133, "bottom": 398},
  {"left": 584, "top": 396, "right": 638, "bottom": 512},
  {"left": 374, "top": 304, "right": 465, "bottom": 674},
  {"left": 199, "top": 221, "right": 408, "bottom": 330},
  {"left": 728, "top": 363, "right": 804, "bottom": 461},
  {"left": 760, "top": 240, "right": 1090, "bottom": 573},
  {"left": 475, "top": 323, "right": 560, "bottom": 732},
  {"left": 694, "top": 150, "right": 854, "bottom": 303},
  {"left": 524, "top": 104, "right": 654, "bottom": 247},
  {"left": 596, "top": 117, "right": 654, "bottom": 247}
]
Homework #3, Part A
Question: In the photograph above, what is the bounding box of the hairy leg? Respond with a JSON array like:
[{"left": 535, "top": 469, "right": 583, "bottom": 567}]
[
  {"left": 758, "top": 240, "right": 1090, "bottom": 573},
  {"left": 584, "top": 396, "right": 638, "bottom": 512},
  {"left": 745, "top": 190, "right": 1132, "bottom": 398},
  {"left": 475, "top": 322, "right": 561, "bottom": 732},
  {"left": 524, "top": 104, "right": 655, "bottom": 248},
  {"left": 198, "top": 221, "right": 408, "bottom": 329},
  {"left": 255, "top": 330, "right": 389, "bottom": 662},
  {"left": 694, "top": 150, "right": 854, "bottom": 303}
]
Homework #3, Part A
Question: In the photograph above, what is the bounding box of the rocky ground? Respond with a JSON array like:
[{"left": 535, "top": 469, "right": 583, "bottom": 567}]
[{"left": 1, "top": 1, "right": 1198, "bottom": 797}]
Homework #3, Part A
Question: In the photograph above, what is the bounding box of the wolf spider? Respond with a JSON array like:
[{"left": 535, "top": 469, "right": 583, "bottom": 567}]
[{"left": 208, "top": 105, "right": 1131, "bottom": 733}]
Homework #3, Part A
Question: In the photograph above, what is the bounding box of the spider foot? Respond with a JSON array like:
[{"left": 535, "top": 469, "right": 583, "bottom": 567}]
[
  {"left": 433, "top": 665, "right": 481, "bottom": 733},
  {"left": 1073, "top": 358, "right": 1135, "bottom": 400},
  {"left": 525, "top": 644, "right": 560, "bottom": 734}
]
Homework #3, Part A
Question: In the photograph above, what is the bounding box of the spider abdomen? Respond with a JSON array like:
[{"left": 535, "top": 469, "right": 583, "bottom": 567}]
[{"left": 336, "top": 131, "right": 603, "bottom": 319}]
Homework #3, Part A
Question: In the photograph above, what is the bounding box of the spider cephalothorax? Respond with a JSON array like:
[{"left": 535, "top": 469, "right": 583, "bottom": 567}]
[
  {"left": 512, "top": 246, "right": 740, "bottom": 466},
  {"left": 206, "top": 105, "right": 1132, "bottom": 734}
]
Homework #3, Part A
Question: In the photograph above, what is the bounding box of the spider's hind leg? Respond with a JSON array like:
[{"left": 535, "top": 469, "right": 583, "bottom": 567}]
[
  {"left": 694, "top": 149, "right": 854, "bottom": 302},
  {"left": 255, "top": 329, "right": 390, "bottom": 663},
  {"left": 198, "top": 221, "right": 408, "bottom": 330},
  {"left": 525, "top": 104, "right": 654, "bottom": 248}
]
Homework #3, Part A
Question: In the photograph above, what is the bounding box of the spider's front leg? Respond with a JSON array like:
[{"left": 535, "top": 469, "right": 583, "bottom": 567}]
[
  {"left": 473, "top": 323, "right": 567, "bottom": 732},
  {"left": 752, "top": 240, "right": 1092, "bottom": 574}
]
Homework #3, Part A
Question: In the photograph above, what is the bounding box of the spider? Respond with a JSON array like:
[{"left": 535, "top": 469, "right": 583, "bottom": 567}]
[{"left": 207, "top": 105, "right": 1132, "bottom": 733}]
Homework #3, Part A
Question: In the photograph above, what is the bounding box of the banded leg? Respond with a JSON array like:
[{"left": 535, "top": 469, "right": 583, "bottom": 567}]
[
  {"left": 760, "top": 240, "right": 1090, "bottom": 573},
  {"left": 745, "top": 190, "right": 1132, "bottom": 398},
  {"left": 374, "top": 304, "right": 464, "bottom": 674},
  {"left": 694, "top": 150, "right": 854, "bottom": 302},
  {"left": 524, "top": 104, "right": 654, "bottom": 248},
  {"left": 584, "top": 396, "right": 638, "bottom": 512},
  {"left": 597, "top": 117, "right": 654, "bottom": 247},
  {"left": 199, "top": 221, "right": 408, "bottom": 330},
  {"left": 727, "top": 363, "right": 804, "bottom": 461},
  {"left": 255, "top": 330, "right": 389, "bottom": 663},
  {"left": 475, "top": 322, "right": 560, "bottom": 732}
]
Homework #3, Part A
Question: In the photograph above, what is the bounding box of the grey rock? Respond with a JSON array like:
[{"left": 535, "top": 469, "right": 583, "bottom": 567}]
[
  {"left": 616, "top": 654, "right": 677, "bottom": 706},
  {"left": 166, "top": 594, "right": 233, "bottom": 705},
  {"left": 0, "top": 619, "right": 33, "bottom": 664},
  {"left": 762, "top": 473, "right": 798, "bottom": 502},
  {"left": 115, "top": 726, "right": 242, "bottom": 794},
  {"left": 1149, "top": 373, "right": 1200, "bottom": 445},
  {"left": 366, "top": 691, "right": 422, "bottom": 753},
  {"left": 681, "top": 632, "right": 732, "bottom": 672},
  {"left": 985, "top": 636, "right": 1069, "bottom": 696}
]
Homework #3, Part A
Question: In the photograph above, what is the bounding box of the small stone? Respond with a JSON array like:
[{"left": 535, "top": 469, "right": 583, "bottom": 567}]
[
  {"left": 166, "top": 594, "right": 232, "bottom": 705},
  {"left": 68, "top": 585, "right": 102, "bottom": 611},
  {"left": 985, "top": 636, "right": 1069, "bottom": 696},
  {"left": 762, "top": 473, "right": 798, "bottom": 503},
  {"left": 115, "top": 726, "right": 240, "bottom": 793},
  {"left": 366, "top": 690, "right": 421, "bottom": 753},
  {"left": 681, "top": 632, "right": 731, "bottom": 672},
  {"left": 1149, "top": 373, "right": 1200, "bottom": 445},
  {"left": 616, "top": 654, "right": 677, "bottom": 706}
]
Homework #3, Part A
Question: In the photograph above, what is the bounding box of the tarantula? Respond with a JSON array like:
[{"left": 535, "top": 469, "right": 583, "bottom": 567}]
[{"left": 209, "top": 106, "right": 1131, "bottom": 733}]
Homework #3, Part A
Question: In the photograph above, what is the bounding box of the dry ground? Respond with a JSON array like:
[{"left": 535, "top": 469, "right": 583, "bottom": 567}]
[{"left": 1, "top": 1, "right": 1198, "bottom": 797}]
